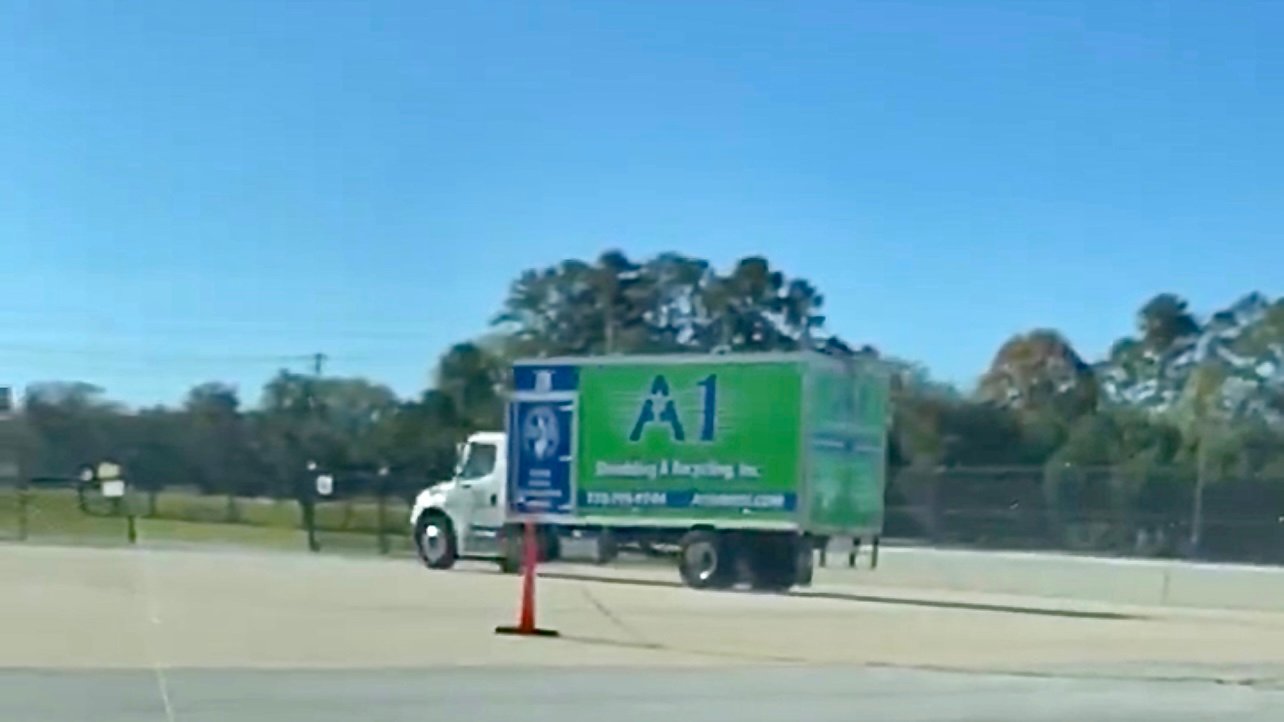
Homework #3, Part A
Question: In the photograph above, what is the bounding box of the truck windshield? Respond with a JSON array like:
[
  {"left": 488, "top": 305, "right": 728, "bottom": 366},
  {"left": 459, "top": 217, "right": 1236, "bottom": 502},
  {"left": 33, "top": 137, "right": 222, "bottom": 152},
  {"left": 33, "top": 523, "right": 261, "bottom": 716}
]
[{"left": 456, "top": 443, "right": 497, "bottom": 480}]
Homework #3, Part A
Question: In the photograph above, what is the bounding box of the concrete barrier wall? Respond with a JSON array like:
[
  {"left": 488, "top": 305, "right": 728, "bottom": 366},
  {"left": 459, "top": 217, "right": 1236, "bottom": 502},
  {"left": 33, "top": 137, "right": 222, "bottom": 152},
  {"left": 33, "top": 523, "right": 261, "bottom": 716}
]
[{"left": 826, "top": 546, "right": 1284, "bottom": 612}]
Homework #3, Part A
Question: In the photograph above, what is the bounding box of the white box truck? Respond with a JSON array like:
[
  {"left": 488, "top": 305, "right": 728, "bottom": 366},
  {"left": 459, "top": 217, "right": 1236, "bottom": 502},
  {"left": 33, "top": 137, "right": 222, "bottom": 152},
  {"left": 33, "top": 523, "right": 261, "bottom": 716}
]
[{"left": 411, "top": 352, "right": 888, "bottom": 591}]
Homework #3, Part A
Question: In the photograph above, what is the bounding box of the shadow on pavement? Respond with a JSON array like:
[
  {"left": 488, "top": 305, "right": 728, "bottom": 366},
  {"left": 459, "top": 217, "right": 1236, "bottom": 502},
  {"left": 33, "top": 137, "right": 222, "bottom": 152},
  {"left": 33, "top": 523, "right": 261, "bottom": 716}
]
[{"left": 540, "top": 571, "right": 1143, "bottom": 621}]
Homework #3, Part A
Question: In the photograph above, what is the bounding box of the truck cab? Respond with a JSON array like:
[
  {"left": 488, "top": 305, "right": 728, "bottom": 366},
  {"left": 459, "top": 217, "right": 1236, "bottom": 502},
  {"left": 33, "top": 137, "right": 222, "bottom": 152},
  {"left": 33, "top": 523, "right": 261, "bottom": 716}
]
[
  {"left": 410, "top": 432, "right": 507, "bottom": 568},
  {"left": 410, "top": 431, "right": 618, "bottom": 571}
]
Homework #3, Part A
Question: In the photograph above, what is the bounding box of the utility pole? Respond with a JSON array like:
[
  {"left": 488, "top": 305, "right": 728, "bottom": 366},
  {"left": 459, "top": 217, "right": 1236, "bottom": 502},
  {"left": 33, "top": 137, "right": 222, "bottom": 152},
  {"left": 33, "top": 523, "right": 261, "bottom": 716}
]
[
  {"left": 1191, "top": 420, "right": 1208, "bottom": 553},
  {"left": 0, "top": 385, "right": 16, "bottom": 480},
  {"left": 299, "top": 356, "right": 326, "bottom": 553},
  {"left": 1185, "top": 362, "right": 1222, "bottom": 557},
  {"left": 0, "top": 384, "right": 15, "bottom": 482},
  {"left": 311, "top": 352, "right": 327, "bottom": 377}
]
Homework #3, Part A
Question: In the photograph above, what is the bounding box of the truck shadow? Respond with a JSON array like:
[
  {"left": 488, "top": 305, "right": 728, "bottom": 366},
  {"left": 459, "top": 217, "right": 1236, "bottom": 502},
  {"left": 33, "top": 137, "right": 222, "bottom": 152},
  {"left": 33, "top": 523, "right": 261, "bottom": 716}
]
[{"left": 539, "top": 571, "right": 1143, "bottom": 621}]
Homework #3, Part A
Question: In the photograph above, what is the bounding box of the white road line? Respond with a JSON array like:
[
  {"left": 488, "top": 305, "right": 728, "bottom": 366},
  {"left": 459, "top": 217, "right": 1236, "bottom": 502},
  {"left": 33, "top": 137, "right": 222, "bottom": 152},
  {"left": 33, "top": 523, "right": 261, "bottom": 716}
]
[
  {"left": 133, "top": 530, "right": 178, "bottom": 722},
  {"left": 152, "top": 664, "right": 177, "bottom": 722}
]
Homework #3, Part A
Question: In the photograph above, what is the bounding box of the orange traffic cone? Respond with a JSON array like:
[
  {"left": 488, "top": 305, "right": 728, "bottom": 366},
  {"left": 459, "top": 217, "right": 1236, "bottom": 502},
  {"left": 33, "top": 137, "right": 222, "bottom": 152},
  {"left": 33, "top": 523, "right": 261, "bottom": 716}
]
[{"left": 495, "top": 521, "right": 559, "bottom": 637}]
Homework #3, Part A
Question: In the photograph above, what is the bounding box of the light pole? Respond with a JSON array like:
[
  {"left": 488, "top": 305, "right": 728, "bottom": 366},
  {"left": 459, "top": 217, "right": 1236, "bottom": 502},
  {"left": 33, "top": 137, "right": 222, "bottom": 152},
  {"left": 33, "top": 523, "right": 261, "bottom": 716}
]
[
  {"left": 302, "top": 460, "right": 320, "bottom": 552},
  {"left": 377, "top": 465, "right": 391, "bottom": 554}
]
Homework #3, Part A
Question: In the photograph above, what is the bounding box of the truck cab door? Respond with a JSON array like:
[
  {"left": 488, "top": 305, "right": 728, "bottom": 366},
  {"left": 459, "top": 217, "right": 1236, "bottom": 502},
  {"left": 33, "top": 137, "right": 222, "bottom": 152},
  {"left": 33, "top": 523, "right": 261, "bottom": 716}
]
[
  {"left": 454, "top": 441, "right": 504, "bottom": 556},
  {"left": 464, "top": 469, "right": 505, "bottom": 555}
]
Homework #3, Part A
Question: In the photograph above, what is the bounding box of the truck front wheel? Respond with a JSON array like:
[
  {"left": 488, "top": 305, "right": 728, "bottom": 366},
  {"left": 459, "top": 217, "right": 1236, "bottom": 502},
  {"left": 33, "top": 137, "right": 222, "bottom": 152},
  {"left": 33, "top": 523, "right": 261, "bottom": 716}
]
[
  {"left": 415, "top": 512, "right": 458, "bottom": 570},
  {"left": 678, "top": 530, "right": 735, "bottom": 589}
]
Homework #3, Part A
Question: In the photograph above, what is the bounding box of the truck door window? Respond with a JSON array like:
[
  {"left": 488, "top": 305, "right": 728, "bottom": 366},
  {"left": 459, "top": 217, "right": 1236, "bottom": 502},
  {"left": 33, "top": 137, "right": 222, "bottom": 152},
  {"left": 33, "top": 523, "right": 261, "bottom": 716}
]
[{"left": 457, "top": 443, "right": 497, "bottom": 480}]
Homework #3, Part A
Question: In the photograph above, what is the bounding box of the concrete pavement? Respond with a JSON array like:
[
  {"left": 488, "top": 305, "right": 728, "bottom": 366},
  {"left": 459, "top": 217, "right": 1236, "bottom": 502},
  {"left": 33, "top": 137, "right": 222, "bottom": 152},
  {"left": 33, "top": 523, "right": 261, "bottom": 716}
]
[{"left": 3, "top": 543, "right": 1284, "bottom": 720}]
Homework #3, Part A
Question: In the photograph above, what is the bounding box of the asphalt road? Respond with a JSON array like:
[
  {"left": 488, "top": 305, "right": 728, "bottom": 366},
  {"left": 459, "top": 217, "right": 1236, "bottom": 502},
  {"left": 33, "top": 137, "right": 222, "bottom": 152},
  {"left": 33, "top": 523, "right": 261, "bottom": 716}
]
[
  {"left": 3, "top": 543, "right": 1284, "bottom": 721},
  {"left": 2, "top": 667, "right": 1283, "bottom": 722}
]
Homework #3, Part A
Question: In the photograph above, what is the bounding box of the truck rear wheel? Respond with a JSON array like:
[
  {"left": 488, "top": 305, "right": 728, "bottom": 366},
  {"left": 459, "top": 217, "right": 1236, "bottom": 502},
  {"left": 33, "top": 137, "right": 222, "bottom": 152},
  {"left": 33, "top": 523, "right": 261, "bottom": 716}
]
[
  {"left": 794, "top": 540, "right": 815, "bottom": 587},
  {"left": 745, "top": 534, "right": 797, "bottom": 591},
  {"left": 678, "top": 530, "right": 735, "bottom": 589}
]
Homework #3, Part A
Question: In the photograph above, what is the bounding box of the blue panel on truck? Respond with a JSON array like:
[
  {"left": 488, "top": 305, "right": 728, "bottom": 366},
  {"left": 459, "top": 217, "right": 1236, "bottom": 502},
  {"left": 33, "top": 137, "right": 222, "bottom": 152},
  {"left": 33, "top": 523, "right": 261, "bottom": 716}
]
[{"left": 507, "top": 397, "right": 576, "bottom": 516}]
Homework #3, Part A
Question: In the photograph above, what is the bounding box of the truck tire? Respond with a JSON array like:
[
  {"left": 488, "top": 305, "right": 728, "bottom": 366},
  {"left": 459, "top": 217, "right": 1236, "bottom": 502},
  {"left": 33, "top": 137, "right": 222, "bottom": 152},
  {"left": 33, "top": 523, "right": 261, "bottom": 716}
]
[
  {"left": 497, "top": 524, "right": 558, "bottom": 574},
  {"left": 678, "top": 530, "right": 735, "bottom": 589},
  {"left": 794, "top": 541, "right": 815, "bottom": 587},
  {"left": 497, "top": 523, "right": 523, "bottom": 574},
  {"left": 594, "top": 530, "right": 619, "bottom": 565},
  {"left": 415, "top": 512, "right": 458, "bottom": 570},
  {"left": 745, "top": 535, "right": 797, "bottom": 591},
  {"left": 543, "top": 531, "right": 562, "bottom": 562}
]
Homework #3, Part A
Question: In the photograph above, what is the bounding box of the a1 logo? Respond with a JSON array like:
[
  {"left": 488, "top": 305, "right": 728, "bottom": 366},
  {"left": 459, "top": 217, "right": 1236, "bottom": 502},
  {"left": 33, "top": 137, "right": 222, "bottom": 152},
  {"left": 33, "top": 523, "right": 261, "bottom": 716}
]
[{"left": 629, "top": 374, "right": 717, "bottom": 443}]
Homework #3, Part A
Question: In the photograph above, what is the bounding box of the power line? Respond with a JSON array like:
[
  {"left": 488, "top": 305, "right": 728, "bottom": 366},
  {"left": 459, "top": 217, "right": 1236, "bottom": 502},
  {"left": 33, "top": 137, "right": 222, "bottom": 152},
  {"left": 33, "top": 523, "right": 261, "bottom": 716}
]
[
  {"left": 0, "top": 343, "right": 403, "bottom": 365},
  {"left": 0, "top": 311, "right": 449, "bottom": 341},
  {"left": 0, "top": 343, "right": 322, "bottom": 364}
]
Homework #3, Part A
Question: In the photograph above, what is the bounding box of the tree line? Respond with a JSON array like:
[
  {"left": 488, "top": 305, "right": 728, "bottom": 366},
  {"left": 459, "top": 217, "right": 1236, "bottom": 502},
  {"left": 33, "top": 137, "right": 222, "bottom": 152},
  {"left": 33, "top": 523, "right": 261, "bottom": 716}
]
[{"left": 7, "top": 250, "right": 1284, "bottom": 511}]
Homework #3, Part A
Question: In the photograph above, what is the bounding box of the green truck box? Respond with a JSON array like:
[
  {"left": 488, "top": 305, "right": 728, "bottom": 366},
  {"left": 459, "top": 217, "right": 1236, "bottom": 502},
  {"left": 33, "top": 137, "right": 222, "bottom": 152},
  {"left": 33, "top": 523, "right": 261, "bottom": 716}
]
[{"left": 505, "top": 352, "right": 888, "bottom": 590}]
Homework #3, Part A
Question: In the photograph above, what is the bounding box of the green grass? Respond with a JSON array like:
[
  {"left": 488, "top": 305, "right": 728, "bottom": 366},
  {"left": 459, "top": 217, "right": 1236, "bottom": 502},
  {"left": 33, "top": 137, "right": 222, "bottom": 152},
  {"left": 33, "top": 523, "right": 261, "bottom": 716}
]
[
  {"left": 0, "top": 487, "right": 416, "bottom": 556},
  {"left": 313, "top": 495, "right": 416, "bottom": 556},
  {"left": 0, "top": 488, "right": 136, "bottom": 546},
  {"left": 149, "top": 491, "right": 302, "bottom": 527},
  {"left": 140, "top": 517, "right": 308, "bottom": 549}
]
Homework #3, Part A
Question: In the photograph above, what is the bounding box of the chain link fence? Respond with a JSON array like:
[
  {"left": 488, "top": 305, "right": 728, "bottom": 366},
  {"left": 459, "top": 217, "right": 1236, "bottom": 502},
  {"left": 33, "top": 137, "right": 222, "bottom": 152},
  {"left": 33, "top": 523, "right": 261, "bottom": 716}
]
[
  {"left": 5, "top": 459, "right": 1284, "bottom": 566},
  {"left": 0, "top": 468, "right": 426, "bottom": 558},
  {"left": 886, "top": 464, "right": 1284, "bottom": 564}
]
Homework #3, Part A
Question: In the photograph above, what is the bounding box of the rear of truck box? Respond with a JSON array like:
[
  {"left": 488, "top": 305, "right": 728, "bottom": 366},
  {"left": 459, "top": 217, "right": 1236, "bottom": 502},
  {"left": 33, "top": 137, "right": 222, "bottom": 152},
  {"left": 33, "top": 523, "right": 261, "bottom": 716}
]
[{"left": 801, "top": 354, "right": 889, "bottom": 538}]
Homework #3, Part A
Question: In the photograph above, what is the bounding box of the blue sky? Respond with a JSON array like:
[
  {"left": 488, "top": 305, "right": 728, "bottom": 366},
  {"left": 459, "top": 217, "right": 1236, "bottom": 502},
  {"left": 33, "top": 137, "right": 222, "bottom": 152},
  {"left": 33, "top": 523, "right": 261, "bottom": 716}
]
[{"left": 2, "top": 0, "right": 1280, "bottom": 407}]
